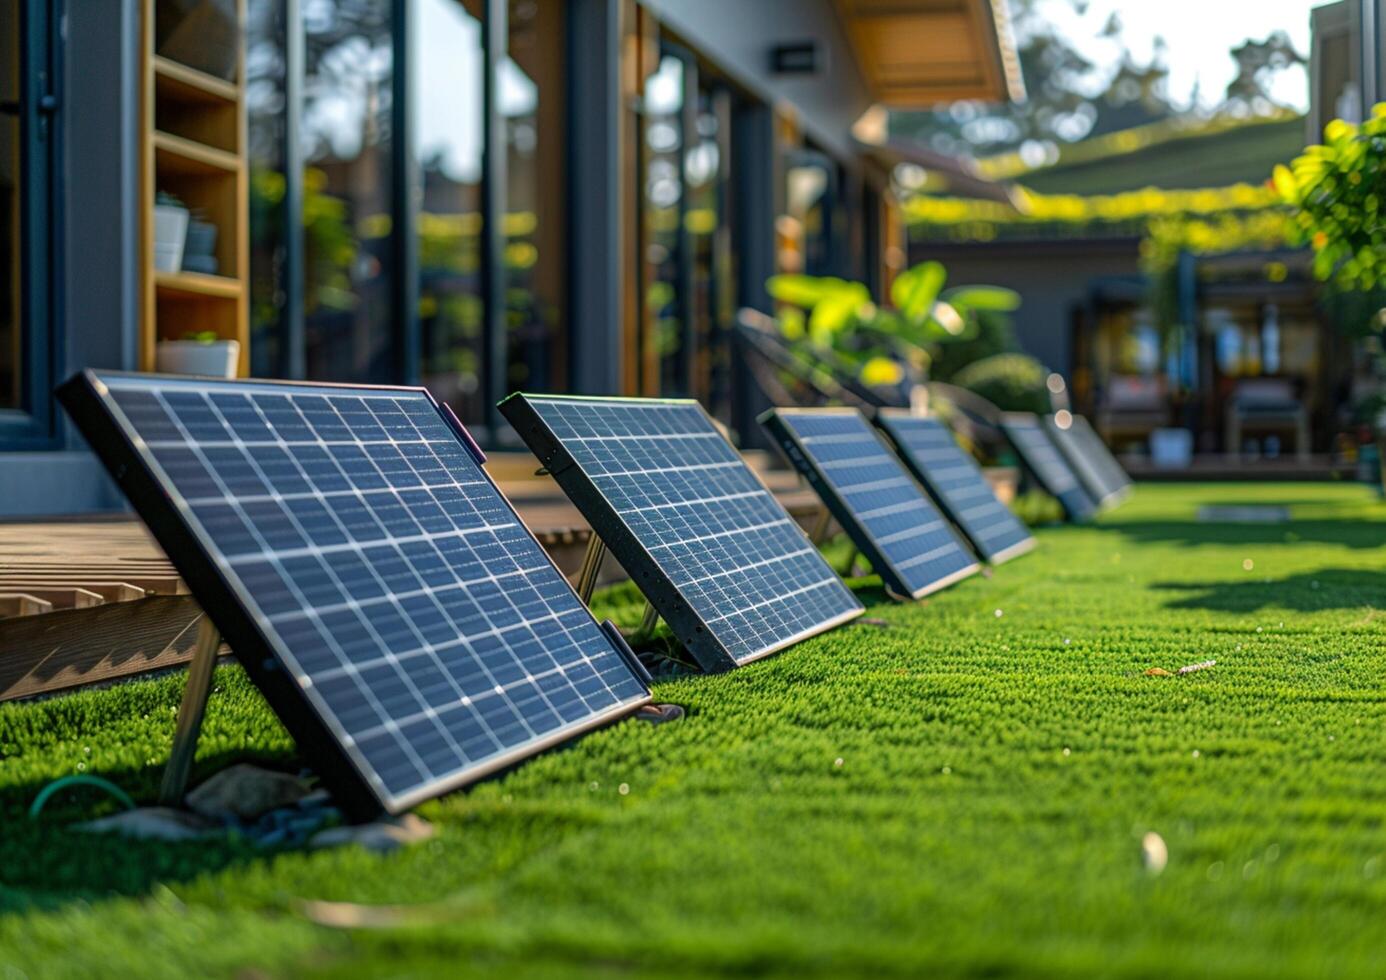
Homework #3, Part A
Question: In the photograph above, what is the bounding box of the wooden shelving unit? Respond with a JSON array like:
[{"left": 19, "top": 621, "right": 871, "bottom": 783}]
[{"left": 139, "top": 1, "right": 249, "bottom": 375}]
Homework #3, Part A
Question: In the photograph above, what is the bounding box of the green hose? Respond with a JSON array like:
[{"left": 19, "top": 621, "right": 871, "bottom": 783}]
[{"left": 28, "top": 774, "right": 138, "bottom": 820}]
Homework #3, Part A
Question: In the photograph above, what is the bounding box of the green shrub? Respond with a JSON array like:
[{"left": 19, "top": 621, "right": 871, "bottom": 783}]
[{"left": 949, "top": 352, "right": 1052, "bottom": 414}]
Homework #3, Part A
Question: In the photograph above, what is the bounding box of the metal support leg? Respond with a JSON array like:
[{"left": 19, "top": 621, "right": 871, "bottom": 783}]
[
  {"left": 628, "top": 602, "right": 661, "bottom": 644},
  {"left": 575, "top": 534, "right": 607, "bottom": 605},
  {"left": 809, "top": 507, "right": 833, "bottom": 545},
  {"left": 159, "top": 615, "right": 222, "bottom": 806},
  {"left": 840, "top": 546, "right": 860, "bottom": 578}
]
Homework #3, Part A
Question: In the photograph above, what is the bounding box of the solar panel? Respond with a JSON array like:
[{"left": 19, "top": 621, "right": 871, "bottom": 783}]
[
  {"left": 760, "top": 408, "right": 979, "bottom": 598},
  {"left": 57, "top": 372, "right": 651, "bottom": 817},
  {"left": 1043, "top": 413, "right": 1125, "bottom": 509},
  {"left": 873, "top": 410, "right": 1035, "bottom": 564},
  {"left": 499, "top": 394, "right": 863, "bottom": 672},
  {"left": 998, "top": 412, "right": 1099, "bottom": 522},
  {"left": 1059, "top": 413, "right": 1132, "bottom": 504}
]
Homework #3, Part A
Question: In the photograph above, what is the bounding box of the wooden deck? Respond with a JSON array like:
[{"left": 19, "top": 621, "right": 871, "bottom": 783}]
[
  {"left": 0, "top": 453, "right": 1015, "bottom": 701},
  {"left": 0, "top": 453, "right": 820, "bottom": 701}
]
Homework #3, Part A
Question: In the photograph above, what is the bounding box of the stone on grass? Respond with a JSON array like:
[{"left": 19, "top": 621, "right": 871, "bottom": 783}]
[
  {"left": 76, "top": 806, "right": 216, "bottom": 841},
  {"left": 185, "top": 763, "right": 314, "bottom": 822},
  {"left": 309, "top": 813, "right": 435, "bottom": 854}
]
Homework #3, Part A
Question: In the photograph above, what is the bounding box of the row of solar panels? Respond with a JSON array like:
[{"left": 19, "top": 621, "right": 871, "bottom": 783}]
[{"left": 57, "top": 371, "right": 1126, "bottom": 819}]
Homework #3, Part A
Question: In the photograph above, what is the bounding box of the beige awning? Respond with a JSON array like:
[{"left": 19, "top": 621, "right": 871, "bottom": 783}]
[{"left": 835, "top": 0, "right": 1025, "bottom": 108}]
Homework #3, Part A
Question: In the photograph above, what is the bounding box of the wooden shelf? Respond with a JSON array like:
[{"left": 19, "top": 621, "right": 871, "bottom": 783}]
[
  {"left": 153, "top": 55, "right": 238, "bottom": 105},
  {"left": 153, "top": 131, "right": 240, "bottom": 176},
  {"left": 141, "top": 0, "right": 248, "bottom": 377},
  {"left": 154, "top": 270, "right": 243, "bottom": 300}
]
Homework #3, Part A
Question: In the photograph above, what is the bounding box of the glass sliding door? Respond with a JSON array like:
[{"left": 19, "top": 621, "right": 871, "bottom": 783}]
[
  {"left": 687, "top": 84, "right": 732, "bottom": 426},
  {"left": 300, "top": 0, "right": 395, "bottom": 383},
  {"left": 243, "top": 0, "right": 572, "bottom": 437},
  {"left": 0, "top": 0, "right": 56, "bottom": 448},
  {"left": 636, "top": 47, "right": 736, "bottom": 417},
  {"left": 413, "top": 0, "right": 486, "bottom": 421},
  {"left": 247, "top": 0, "right": 290, "bottom": 378},
  {"left": 639, "top": 53, "right": 688, "bottom": 396},
  {"left": 1, "top": 4, "right": 20, "bottom": 415}
]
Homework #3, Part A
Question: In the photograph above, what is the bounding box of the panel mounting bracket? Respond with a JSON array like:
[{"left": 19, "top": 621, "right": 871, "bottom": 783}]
[
  {"left": 159, "top": 614, "right": 223, "bottom": 806},
  {"left": 576, "top": 533, "right": 663, "bottom": 642}
]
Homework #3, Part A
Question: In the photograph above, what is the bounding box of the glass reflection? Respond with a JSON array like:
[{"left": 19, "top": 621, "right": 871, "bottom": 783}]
[
  {"left": 414, "top": 0, "right": 485, "bottom": 419},
  {"left": 642, "top": 55, "right": 685, "bottom": 396},
  {"left": 301, "top": 0, "right": 394, "bottom": 383},
  {"left": 502, "top": 0, "right": 566, "bottom": 402},
  {"left": 247, "top": 0, "right": 288, "bottom": 377},
  {"left": 1, "top": 7, "right": 20, "bottom": 410},
  {"left": 687, "top": 86, "right": 731, "bottom": 424}
]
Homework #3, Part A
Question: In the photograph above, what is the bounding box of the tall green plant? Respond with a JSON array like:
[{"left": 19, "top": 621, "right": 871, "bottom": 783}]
[
  {"left": 1274, "top": 104, "right": 1386, "bottom": 293},
  {"left": 766, "top": 262, "right": 1020, "bottom": 388}
]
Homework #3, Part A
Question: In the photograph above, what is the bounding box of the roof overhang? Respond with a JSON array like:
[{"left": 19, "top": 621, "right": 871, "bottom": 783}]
[
  {"left": 834, "top": 0, "right": 1025, "bottom": 108},
  {"left": 854, "top": 135, "right": 1019, "bottom": 203}
]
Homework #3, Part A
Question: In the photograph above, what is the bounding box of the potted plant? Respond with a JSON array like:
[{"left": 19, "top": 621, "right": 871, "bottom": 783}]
[
  {"left": 156, "top": 330, "right": 239, "bottom": 378},
  {"left": 153, "top": 191, "right": 190, "bottom": 274}
]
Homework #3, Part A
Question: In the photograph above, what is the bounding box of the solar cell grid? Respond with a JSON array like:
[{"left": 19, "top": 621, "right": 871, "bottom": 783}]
[
  {"left": 1065, "top": 413, "right": 1132, "bottom": 502},
  {"left": 874, "top": 412, "right": 1035, "bottom": 564},
  {"left": 60, "top": 373, "right": 650, "bottom": 816},
  {"left": 1043, "top": 414, "right": 1120, "bottom": 509},
  {"left": 501, "top": 394, "right": 863, "bottom": 672},
  {"left": 999, "top": 413, "right": 1099, "bottom": 523},
  {"left": 760, "top": 409, "right": 979, "bottom": 598}
]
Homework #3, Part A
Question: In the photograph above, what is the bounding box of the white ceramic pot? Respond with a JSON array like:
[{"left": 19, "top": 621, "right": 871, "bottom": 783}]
[
  {"left": 1149, "top": 427, "right": 1193, "bottom": 469},
  {"left": 156, "top": 339, "right": 240, "bottom": 378},
  {"left": 153, "top": 204, "right": 190, "bottom": 273}
]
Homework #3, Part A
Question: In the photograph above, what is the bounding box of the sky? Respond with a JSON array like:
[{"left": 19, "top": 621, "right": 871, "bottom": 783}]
[{"left": 1036, "top": 0, "right": 1321, "bottom": 111}]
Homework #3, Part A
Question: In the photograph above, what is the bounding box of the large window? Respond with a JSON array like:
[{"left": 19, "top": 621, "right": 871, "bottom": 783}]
[
  {"left": 1, "top": 4, "right": 19, "bottom": 414},
  {"left": 246, "top": 0, "right": 570, "bottom": 434},
  {"left": 636, "top": 47, "right": 734, "bottom": 420},
  {"left": 301, "top": 0, "right": 395, "bottom": 383},
  {"left": 501, "top": 0, "right": 566, "bottom": 407},
  {"left": 0, "top": 0, "right": 56, "bottom": 449},
  {"left": 414, "top": 0, "right": 485, "bottom": 419}
]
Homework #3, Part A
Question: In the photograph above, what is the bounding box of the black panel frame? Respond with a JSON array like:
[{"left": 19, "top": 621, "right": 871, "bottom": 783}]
[
  {"left": 998, "top": 412, "right": 1098, "bottom": 524},
  {"left": 1062, "top": 413, "right": 1132, "bottom": 504},
  {"left": 500, "top": 393, "right": 862, "bottom": 673},
  {"left": 1043, "top": 414, "right": 1123, "bottom": 510},
  {"left": 759, "top": 407, "right": 979, "bottom": 600},
  {"left": 58, "top": 371, "right": 651, "bottom": 819},
  {"left": 873, "top": 409, "right": 1036, "bottom": 566}
]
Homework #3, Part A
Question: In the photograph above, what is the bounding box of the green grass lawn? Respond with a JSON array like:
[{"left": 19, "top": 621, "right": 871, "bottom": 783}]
[{"left": 4, "top": 481, "right": 1386, "bottom": 977}]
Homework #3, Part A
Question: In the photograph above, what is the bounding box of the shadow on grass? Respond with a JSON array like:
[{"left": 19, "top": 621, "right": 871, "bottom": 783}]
[
  {"left": 1153, "top": 568, "right": 1386, "bottom": 613},
  {"left": 0, "top": 748, "right": 292, "bottom": 915},
  {"left": 1105, "top": 518, "right": 1386, "bottom": 550}
]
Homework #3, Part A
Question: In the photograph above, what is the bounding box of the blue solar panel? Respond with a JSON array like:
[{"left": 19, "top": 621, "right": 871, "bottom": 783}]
[
  {"left": 500, "top": 394, "right": 863, "bottom": 672},
  {"left": 999, "top": 413, "right": 1098, "bottom": 522},
  {"left": 1043, "top": 414, "right": 1122, "bottom": 509},
  {"left": 59, "top": 372, "right": 650, "bottom": 815},
  {"left": 873, "top": 411, "right": 1035, "bottom": 564},
  {"left": 761, "top": 408, "right": 979, "bottom": 598},
  {"left": 1050, "top": 413, "right": 1131, "bottom": 505}
]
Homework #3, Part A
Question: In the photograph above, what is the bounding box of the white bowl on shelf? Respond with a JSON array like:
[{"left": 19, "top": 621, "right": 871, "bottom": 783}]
[{"left": 156, "top": 339, "right": 240, "bottom": 378}]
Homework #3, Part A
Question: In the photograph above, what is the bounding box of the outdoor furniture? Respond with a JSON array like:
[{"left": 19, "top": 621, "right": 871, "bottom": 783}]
[
  {"left": 1224, "top": 378, "right": 1310, "bottom": 460},
  {"left": 1095, "top": 374, "right": 1169, "bottom": 451}
]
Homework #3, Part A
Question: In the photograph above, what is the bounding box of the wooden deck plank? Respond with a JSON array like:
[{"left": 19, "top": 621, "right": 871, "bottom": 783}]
[
  {"left": 0, "top": 458, "right": 1009, "bottom": 701},
  {"left": 0, "top": 594, "right": 54, "bottom": 618},
  {"left": 0, "top": 595, "right": 212, "bottom": 700}
]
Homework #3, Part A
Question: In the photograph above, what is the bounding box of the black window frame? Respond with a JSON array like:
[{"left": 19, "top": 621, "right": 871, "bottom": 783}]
[{"left": 0, "top": 0, "right": 61, "bottom": 451}]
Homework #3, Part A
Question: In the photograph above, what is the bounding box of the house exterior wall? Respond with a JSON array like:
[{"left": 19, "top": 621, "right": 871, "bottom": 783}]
[{"left": 642, "top": 0, "right": 874, "bottom": 161}]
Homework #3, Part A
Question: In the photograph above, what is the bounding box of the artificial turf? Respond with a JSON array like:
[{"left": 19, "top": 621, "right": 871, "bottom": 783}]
[{"left": 3, "top": 481, "right": 1386, "bottom": 977}]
